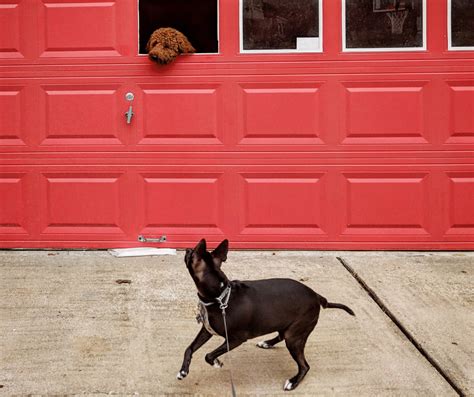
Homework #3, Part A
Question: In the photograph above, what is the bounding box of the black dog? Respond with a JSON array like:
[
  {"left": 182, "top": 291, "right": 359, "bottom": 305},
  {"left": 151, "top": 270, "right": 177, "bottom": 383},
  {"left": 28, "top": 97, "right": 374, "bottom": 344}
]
[{"left": 177, "top": 239, "right": 355, "bottom": 391}]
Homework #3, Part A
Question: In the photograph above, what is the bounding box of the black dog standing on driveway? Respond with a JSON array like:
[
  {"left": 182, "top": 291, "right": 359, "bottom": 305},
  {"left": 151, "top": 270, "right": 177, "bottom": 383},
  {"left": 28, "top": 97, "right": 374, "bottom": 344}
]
[{"left": 177, "top": 239, "right": 355, "bottom": 391}]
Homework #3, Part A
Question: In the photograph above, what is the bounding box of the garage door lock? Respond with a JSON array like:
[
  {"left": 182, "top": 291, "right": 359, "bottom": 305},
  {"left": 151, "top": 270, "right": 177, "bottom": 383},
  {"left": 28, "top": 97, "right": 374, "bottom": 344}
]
[
  {"left": 125, "top": 92, "right": 135, "bottom": 124},
  {"left": 138, "top": 235, "right": 167, "bottom": 243}
]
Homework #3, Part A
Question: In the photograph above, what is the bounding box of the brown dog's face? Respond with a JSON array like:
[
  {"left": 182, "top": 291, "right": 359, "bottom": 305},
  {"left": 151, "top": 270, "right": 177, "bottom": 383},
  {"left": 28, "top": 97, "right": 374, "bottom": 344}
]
[{"left": 146, "top": 27, "right": 196, "bottom": 65}]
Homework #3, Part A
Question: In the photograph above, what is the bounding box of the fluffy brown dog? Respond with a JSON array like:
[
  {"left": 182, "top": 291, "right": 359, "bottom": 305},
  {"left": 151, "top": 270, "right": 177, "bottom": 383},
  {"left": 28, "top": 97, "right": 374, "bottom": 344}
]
[{"left": 146, "top": 28, "right": 195, "bottom": 65}]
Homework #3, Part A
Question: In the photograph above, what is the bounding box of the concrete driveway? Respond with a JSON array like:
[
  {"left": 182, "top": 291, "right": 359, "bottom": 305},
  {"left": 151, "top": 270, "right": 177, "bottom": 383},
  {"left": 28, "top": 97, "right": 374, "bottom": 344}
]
[{"left": 0, "top": 250, "right": 472, "bottom": 396}]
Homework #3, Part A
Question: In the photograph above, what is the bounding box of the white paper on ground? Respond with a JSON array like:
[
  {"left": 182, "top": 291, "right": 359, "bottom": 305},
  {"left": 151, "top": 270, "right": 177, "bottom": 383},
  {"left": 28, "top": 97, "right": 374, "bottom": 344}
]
[{"left": 108, "top": 247, "right": 177, "bottom": 257}]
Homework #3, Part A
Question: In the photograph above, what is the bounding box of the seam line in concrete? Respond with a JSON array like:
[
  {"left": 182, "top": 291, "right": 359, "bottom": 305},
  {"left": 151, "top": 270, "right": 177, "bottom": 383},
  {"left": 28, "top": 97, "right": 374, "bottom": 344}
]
[{"left": 336, "top": 256, "right": 465, "bottom": 397}]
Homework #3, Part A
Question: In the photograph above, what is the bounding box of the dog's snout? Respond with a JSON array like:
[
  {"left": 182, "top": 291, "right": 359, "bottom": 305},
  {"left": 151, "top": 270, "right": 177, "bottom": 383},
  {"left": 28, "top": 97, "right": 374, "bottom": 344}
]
[{"left": 149, "top": 54, "right": 158, "bottom": 60}]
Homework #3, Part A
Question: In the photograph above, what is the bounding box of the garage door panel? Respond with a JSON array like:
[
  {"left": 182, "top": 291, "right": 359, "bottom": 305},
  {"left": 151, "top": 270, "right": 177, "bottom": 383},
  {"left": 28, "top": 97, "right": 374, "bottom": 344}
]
[
  {"left": 0, "top": 173, "right": 29, "bottom": 236},
  {"left": 39, "top": 84, "right": 126, "bottom": 146},
  {"left": 342, "top": 81, "right": 428, "bottom": 145},
  {"left": 39, "top": 172, "right": 127, "bottom": 238},
  {"left": 0, "top": 86, "right": 25, "bottom": 146},
  {"left": 137, "top": 172, "right": 226, "bottom": 237},
  {"left": 0, "top": 2, "right": 22, "bottom": 59},
  {"left": 39, "top": 1, "right": 122, "bottom": 58},
  {"left": 445, "top": 172, "right": 474, "bottom": 237},
  {"left": 138, "top": 84, "right": 224, "bottom": 146},
  {"left": 238, "top": 83, "right": 324, "bottom": 146},
  {"left": 1, "top": 1, "right": 473, "bottom": 250},
  {"left": 0, "top": 163, "right": 472, "bottom": 248},
  {"left": 238, "top": 172, "right": 328, "bottom": 237},
  {"left": 341, "top": 172, "right": 432, "bottom": 237},
  {"left": 447, "top": 82, "right": 474, "bottom": 144}
]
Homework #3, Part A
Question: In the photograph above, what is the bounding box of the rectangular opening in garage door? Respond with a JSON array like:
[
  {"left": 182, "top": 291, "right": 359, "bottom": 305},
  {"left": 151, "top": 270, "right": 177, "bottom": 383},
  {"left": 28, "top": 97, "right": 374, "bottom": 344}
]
[
  {"left": 240, "top": 0, "right": 322, "bottom": 53},
  {"left": 449, "top": 0, "right": 474, "bottom": 50},
  {"left": 138, "top": 0, "right": 219, "bottom": 54},
  {"left": 344, "top": 0, "right": 425, "bottom": 51}
]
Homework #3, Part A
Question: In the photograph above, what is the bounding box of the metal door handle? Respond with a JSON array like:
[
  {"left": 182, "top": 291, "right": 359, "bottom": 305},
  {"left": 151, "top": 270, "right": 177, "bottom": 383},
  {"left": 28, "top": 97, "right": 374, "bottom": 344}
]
[
  {"left": 125, "top": 92, "right": 134, "bottom": 124},
  {"left": 138, "top": 235, "right": 167, "bottom": 243},
  {"left": 125, "top": 105, "right": 134, "bottom": 124}
]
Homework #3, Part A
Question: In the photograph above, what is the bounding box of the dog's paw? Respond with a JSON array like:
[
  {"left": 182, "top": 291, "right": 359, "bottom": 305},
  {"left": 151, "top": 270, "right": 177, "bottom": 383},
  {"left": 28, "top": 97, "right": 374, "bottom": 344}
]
[
  {"left": 283, "top": 379, "right": 294, "bottom": 391},
  {"left": 176, "top": 370, "right": 188, "bottom": 380},
  {"left": 257, "top": 341, "right": 273, "bottom": 349},
  {"left": 213, "top": 359, "right": 223, "bottom": 368}
]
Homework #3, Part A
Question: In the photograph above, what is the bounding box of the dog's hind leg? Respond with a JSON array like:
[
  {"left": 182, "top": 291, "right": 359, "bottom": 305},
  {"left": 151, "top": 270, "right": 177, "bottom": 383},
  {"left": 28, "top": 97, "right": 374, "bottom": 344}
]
[
  {"left": 282, "top": 315, "right": 318, "bottom": 391},
  {"left": 283, "top": 335, "right": 311, "bottom": 391},
  {"left": 257, "top": 331, "right": 284, "bottom": 349},
  {"left": 177, "top": 326, "right": 213, "bottom": 380},
  {"left": 205, "top": 338, "right": 245, "bottom": 368}
]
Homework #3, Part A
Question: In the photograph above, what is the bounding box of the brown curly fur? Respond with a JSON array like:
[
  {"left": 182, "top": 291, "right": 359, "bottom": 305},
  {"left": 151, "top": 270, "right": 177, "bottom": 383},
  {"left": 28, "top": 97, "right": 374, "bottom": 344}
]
[{"left": 146, "top": 28, "right": 195, "bottom": 65}]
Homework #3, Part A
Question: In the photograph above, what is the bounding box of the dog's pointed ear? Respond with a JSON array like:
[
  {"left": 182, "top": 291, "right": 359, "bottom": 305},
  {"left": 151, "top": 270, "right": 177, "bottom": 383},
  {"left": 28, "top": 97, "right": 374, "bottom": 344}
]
[
  {"left": 193, "top": 238, "right": 207, "bottom": 259},
  {"left": 211, "top": 239, "right": 228, "bottom": 268}
]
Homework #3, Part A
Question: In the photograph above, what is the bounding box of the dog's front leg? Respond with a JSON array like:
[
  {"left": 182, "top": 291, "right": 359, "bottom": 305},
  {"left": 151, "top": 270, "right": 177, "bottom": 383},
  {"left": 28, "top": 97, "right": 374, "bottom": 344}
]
[
  {"left": 205, "top": 338, "right": 244, "bottom": 368},
  {"left": 177, "top": 326, "right": 213, "bottom": 380}
]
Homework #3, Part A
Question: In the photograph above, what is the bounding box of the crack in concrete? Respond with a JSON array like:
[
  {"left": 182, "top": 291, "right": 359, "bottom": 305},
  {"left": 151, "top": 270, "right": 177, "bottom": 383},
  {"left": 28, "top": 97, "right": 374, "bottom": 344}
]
[{"left": 336, "top": 256, "right": 465, "bottom": 397}]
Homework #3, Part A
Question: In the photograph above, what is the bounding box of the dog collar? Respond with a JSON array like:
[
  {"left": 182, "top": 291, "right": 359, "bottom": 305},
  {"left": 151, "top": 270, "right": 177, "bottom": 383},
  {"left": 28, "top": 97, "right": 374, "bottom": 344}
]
[
  {"left": 198, "top": 284, "right": 232, "bottom": 309},
  {"left": 196, "top": 284, "right": 231, "bottom": 336}
]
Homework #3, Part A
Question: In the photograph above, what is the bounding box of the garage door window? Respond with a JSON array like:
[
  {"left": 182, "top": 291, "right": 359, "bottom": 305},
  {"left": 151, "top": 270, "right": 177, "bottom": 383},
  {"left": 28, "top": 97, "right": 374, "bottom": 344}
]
[
  {"left": 139, "top": 0, "right": 219, "bottom": 54},
  {"left": 240, "top": 0, "right": 322, "bottom": 53},
  {"left": 343, "top": 0, "right": 426, "bottom": 52},
  {"left": 449, "top": 0, "right": 474, "bottom": 50}
]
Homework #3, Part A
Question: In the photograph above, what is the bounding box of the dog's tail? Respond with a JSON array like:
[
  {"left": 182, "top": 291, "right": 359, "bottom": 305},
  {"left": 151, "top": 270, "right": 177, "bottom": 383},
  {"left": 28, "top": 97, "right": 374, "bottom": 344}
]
[{"left": 319, "top": 295, "right": 355, "bottom": 316}]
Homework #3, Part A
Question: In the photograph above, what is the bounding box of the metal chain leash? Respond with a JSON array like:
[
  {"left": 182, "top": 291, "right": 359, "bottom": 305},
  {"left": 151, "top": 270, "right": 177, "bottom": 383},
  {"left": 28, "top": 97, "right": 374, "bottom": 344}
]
[{"left": 217, "top": 288, "right": 237, "bottom": 397}]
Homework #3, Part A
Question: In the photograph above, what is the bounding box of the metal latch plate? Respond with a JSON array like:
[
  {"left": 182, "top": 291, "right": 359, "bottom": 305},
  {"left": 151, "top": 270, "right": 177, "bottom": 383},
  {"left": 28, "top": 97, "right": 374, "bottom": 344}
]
[{"left": 138, "top": 235, "right": 167, "bottom": 243}]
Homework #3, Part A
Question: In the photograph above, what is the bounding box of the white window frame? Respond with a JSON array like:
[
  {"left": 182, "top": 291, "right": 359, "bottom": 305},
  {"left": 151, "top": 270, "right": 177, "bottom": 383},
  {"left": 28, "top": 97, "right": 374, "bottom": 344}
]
[
  {"left": 342, "top": 0, "right": 426, "bottom": 53},
  {"left": 448, "top": 0, "right": 474, "bottom": 51},
  {"left": 239, "top": 0, "right": 323, "bottom": 54}
]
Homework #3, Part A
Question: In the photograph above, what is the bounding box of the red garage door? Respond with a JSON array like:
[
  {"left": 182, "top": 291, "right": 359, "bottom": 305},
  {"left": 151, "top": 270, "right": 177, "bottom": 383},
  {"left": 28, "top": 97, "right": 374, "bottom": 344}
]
[{"left": 1, "top": 0, "right": 473, "bottom": 249}]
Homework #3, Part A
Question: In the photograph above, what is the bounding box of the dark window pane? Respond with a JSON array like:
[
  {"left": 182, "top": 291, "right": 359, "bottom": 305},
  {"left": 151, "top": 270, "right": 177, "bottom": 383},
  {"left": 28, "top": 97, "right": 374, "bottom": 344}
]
[
  {"left": 346, "top": 0, "right": 424, "bottom": 49},
  {"left": 243, "top": 0, "right": 320, "bottom": 51},
  {"left": 139, "top": 0, "right": 218, "bottom": 54},
  {"left": 451, "top": 0, "right": 474, "bottom": 47}
]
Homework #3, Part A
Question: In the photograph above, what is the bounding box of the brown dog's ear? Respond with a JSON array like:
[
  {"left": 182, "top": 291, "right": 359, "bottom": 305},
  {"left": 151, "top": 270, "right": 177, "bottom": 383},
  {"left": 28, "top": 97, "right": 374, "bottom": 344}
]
[
  {"left": 177, "top": 32, "right": 196, "bottom": 54},
  {"left": 211, "top": 239, "right": 228, "bottom": 268},
  {"left": 145, "top": 37, "right": 154, "bottom": 53},
  {"left": 146, "top": 29, "right": 159, "bottom": 53},
  {"left": 193, "top": 238, "right": 207, "bottom": 258}
]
